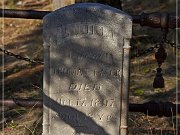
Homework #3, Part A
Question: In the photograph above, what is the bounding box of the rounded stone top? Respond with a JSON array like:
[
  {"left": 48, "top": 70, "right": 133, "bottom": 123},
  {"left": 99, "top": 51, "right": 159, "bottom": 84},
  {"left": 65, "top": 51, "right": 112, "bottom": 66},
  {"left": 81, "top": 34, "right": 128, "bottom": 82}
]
[
  {"left": 43, "top": 2, "right": 132, "bottom": 44},
  {"left": 48, "top": 3, "right": 131, "bottom": 19},
  {"left": 44, "top": 3, "right": 132, "bottom": 23}
]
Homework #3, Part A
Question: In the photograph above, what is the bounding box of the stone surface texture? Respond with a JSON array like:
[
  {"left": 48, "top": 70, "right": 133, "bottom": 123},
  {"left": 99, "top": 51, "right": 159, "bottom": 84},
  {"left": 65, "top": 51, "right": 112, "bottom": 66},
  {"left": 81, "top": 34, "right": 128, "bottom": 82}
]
[{"left": 43, "top": 3, "right": 132, "bottom": 135}]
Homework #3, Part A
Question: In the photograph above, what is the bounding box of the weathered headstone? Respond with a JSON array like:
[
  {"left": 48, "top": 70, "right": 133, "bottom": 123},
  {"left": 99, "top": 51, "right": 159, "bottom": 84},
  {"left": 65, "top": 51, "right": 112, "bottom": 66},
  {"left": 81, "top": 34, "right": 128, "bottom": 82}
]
[{"left": 43, "top": 3, "right": 132, "bottom": 135}]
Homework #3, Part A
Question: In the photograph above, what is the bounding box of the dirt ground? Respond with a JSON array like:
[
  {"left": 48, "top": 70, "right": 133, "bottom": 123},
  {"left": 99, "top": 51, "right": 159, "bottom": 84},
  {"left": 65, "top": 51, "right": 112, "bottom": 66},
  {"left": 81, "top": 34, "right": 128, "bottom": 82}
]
[{"left": 0, "top": 0, "right": 179, "bottom": 135}]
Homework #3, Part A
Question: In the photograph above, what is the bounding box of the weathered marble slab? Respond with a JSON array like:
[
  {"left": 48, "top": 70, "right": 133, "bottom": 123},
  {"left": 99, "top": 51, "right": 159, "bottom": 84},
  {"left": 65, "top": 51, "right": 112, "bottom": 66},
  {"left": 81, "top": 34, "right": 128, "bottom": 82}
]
[{"left": 43, "top": 3, "right": 132, "bottom": 135}]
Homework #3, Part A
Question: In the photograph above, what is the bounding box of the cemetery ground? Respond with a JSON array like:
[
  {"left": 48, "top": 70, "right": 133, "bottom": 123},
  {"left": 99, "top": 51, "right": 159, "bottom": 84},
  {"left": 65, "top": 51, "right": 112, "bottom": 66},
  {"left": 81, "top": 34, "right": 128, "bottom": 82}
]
[{"left": 0, "top": 0, "right": 179, "bottom": 134}]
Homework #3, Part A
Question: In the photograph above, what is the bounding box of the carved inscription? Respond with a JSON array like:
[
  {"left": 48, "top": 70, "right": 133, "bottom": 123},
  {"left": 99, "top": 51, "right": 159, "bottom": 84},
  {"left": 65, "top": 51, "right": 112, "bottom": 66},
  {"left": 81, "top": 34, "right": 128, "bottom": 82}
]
[
  {"left": 56, "top": 98, "right": 115, "bottom": 108},
  {"left": 69, "top": 52, "right": 115, "bottom": 64},
  {"left": 57, "top": 23, "right": 114, "bottom": 40},
  {"left": 52, "top": 68, "right": 122, "bottom": 78},
  {"left": 55, "top": 112, "right": 113, "bottom": 122},
  {"left": 52, "top": 68, "right": 83, "bottom": 76},
  {"left": 69, "top": 83, "right": 101, "bottom": 91},
  {"left": 93, "top": 69, "right": 121, "bottom": 78}
]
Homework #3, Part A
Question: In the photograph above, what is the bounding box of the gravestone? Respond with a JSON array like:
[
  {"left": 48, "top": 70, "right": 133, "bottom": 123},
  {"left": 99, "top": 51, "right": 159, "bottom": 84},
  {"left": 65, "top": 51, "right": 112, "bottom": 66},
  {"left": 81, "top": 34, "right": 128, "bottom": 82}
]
[{"left": 43, "top": 3, "right": 132, "bottom": 135}]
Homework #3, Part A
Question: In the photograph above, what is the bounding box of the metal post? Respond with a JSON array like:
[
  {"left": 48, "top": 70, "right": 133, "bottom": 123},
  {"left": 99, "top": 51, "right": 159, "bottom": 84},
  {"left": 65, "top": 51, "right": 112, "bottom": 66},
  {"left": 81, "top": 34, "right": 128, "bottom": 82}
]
[{"left": 120, "top": 39, "right": 131, "bottom": 135}]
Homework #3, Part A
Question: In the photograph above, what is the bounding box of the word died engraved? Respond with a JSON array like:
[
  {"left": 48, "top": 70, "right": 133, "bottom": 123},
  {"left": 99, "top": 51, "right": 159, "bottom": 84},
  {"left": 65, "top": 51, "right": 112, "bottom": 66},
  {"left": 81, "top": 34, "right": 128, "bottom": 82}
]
[
  {"left": 56, "top": 98, "right": 115, "bottom": 108},
  {"left": 57, "top": 23, "right": 114, "bottom": 40},
  {"left": 69, "top": 83, "right": 101, "bottom": 92}
]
